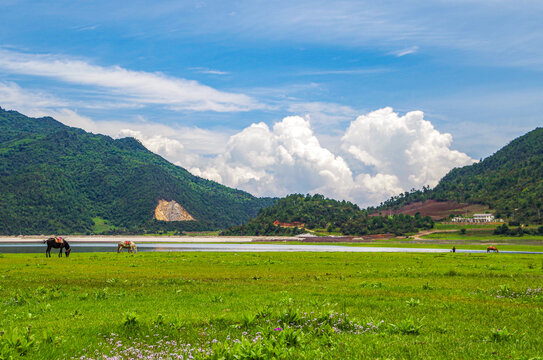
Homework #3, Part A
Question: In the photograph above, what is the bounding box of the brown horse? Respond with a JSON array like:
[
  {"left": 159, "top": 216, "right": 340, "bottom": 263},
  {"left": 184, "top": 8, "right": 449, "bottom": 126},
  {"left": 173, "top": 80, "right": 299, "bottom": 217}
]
[
  {"left": 487, "top": 246, "right": 499, "bottom": 253},
  {"left": 44, "top": 237, "right": 71, "bottom": 257},
  {"left": 117, "top": 240, "right": 137, "bottom": 253}
]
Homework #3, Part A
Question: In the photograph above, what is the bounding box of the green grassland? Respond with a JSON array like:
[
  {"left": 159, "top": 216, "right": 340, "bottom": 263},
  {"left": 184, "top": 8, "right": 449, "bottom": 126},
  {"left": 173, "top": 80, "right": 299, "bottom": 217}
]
[
  {"left": 434, "top": 223, "right": 504, "bottom": 230},
  {"left": 1, "top": 252, "right": 542, "bottom": 359},
  {"left": 421, "top": 229, "right": 543, "bottom": 242},
  {"left": 292, "top": 241, "right": 543, "bottom": 252}
]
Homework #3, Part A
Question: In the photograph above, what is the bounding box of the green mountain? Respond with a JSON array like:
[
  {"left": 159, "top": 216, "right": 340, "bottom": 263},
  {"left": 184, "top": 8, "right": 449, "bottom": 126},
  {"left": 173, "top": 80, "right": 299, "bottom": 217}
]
[
  {"left": 0, "top": 108, "right": 275, "bottom": 235},
  {"left": 373, "top": 128, "right": 543, "bottom": 223},
  {"left": 222, "top": 193, "right": 434, "bottom": 236}
]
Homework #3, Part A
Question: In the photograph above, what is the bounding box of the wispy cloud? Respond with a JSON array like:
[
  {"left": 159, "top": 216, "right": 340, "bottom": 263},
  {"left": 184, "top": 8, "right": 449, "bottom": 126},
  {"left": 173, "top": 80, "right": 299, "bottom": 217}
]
[
  {"left": 0, "top": 81, "right": 67, "bottom": 110},
  {"left": 298, "top": 68, "right": 391, "bottom": 76},
  {"left": 73, "top": 24, "right": 100, "bottom": 32},
  {"left": 288, "top": 101, "right": 358, "bottom": 126},
  {"left": 96, "top": 0, "right": 543, "bottom": 69},
  {"left": 390, "top": 46, "right": 419, "bottom": 57},
  {"left": 0, "top": 49, "right": 261, "bottom": 112},
  {"left": 190, "top": 67, "right": 229, "bottom": 75}
]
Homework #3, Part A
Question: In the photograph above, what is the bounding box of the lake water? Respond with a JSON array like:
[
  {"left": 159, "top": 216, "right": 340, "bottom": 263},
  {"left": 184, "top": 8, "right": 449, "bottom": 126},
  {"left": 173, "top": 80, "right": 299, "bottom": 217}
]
[{"left": 0, "top": 242, "right": 542, "bottom": 254}]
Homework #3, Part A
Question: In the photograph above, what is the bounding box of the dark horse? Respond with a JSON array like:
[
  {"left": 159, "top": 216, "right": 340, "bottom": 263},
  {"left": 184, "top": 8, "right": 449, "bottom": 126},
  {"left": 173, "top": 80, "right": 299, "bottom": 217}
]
[{"left": 44, "top": 237, "right": 71, "bottom": 257}]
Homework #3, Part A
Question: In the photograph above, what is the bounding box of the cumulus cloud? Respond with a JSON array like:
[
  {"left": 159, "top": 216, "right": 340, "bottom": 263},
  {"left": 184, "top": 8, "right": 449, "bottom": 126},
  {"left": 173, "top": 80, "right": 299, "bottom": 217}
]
[
  {"left": 192, "top": 108, "right": 475, "bottom": 206},
  {"left": 0, "top": 49, "right": 260, "bottom": 112},
  {"left": 191, "top": 116, "right": 354, "bottom": 200},
  {"left": 342, "top": 107, "right": 476, "bottom": 199}
]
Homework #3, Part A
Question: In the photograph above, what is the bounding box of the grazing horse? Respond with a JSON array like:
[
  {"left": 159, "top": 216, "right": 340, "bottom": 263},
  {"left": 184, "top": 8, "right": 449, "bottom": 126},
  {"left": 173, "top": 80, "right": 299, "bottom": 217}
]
[
  {"left": 487, "top": 246, "right": 499, "bottom": 253},
  {"left": 44, "top": 237, "right": 71, "bottom": 257},
  {"left": 117, "top": 240, "right": 137, "bottom": 253}
]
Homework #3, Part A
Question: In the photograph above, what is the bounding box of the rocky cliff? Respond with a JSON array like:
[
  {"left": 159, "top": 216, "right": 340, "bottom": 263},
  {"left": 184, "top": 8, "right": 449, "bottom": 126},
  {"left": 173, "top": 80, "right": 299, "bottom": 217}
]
[{"left": 154, "top": 199, "right": 195, "bottom": 221}]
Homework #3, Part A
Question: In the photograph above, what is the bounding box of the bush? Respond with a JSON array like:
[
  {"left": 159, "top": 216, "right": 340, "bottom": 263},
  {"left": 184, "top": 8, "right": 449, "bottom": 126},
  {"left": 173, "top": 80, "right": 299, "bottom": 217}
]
[
  {"left": 0, "top": 327, "right": 36, "bottom": 358},
  {"left": 489, "top": 327, "right": 513, "bottom": 342}
]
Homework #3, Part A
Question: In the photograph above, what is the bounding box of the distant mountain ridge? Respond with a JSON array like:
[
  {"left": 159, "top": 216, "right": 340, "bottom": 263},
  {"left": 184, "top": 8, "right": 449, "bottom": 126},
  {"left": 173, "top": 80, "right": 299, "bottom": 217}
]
[
  {"left": 372, "top": 128, "right": 543, "bottom": 223},
  {"left": 0, "top": 107, "right": 275, "bottom": 234}
]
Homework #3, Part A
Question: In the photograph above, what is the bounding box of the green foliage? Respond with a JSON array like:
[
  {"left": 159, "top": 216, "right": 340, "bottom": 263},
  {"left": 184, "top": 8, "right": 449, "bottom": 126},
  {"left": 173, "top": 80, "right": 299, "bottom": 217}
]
[
  {"left": 493, "top": 224, "right": 542, "bottom": 237},
  {"left": 371, "top": 127, "right": 543, "bottom": 224},
  {"left": 222, "top": 194, "right": 434, "bottom": 236},
  {"left": 0, "top": 108, "right": 275, "bottom": 234},
  {"left": 488, "top": 327, "right": 513, "bottom": 342},
  {"left": 388, "top": 318, "right": 423, "bottom": 335},
  {"left": 0, "top": 327, "right": 36, "bottom": 358},
  {"left": 123, "top": 312, "right": 139, "bottom": 327}
]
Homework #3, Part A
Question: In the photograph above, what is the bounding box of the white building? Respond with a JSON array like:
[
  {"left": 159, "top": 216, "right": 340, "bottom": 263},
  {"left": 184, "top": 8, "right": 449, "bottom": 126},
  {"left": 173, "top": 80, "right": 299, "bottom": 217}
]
[
  {"left": 451, "top": 213, "right": 498, "bottom": 223},
  {"left": 473, "top": 213, "right": 494, "bottom": 222}
]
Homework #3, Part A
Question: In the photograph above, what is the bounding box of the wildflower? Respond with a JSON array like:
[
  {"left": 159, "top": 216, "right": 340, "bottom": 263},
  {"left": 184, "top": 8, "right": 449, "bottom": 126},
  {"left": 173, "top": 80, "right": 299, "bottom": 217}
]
[{"left": 274, "top": 327, "right": 282, "bottom": 331}]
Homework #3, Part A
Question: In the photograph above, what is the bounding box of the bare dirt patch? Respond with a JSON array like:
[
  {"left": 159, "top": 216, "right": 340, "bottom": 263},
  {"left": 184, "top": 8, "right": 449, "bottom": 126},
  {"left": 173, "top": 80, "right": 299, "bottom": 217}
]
[{"left": 371, "top": 200, "right": 489, "bottom": 220}]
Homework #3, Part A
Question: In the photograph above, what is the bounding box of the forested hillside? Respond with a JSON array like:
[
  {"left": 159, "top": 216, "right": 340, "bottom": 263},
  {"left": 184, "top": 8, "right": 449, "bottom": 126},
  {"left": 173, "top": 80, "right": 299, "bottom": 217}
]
[
  {"left": 0, "top": 108, "right": 275, "bottom": 234},
  {"left": 371, "top": 128, "right": 543, "bottom": 223},
  {"left": 222, "top": 194, "right": 434, "bottom": 236}
]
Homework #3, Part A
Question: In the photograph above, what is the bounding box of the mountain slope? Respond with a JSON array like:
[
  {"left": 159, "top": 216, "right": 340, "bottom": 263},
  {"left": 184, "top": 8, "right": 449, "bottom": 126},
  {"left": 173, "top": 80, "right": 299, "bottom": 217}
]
[
  {"left": 0, "top": 108, "right": 275, "bottom": 234},
  {"left": 372, "top": 128, "right": 543, "bottom": 223}
]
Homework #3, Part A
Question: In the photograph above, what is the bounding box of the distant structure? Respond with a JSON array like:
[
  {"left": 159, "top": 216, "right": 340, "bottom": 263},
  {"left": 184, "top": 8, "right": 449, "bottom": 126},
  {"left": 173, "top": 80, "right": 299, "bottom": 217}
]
[
  {"left": 273, "top": 220, "right": 305, "bottom": 229},
  {"left": 473, "top": 213, "right": 495, "bottom": 222},
  {"left": 451, "top": 213, "right": 500, "bottom": 223}
]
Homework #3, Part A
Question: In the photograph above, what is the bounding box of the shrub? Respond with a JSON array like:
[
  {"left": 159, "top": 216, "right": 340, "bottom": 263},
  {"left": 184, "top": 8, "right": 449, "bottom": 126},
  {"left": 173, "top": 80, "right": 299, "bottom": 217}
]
[
  {"left": 123, "top": 312, "right": 139, "bottom": 327},
  {"left": 405, "top": 298, "right": 421, "bottom": 307},
  {"left": 388, "top": 318, "right": 423, "bottom": 335},
  {"left": 489, "top": 327, "right": 513, "bottom": 342},
  {"left": 0, "top": 327, "right": 36, "bottom": 357}
]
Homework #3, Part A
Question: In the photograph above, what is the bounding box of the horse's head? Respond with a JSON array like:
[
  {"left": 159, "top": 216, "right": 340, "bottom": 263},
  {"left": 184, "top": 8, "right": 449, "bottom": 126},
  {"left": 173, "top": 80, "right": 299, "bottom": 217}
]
[{"left": 65, "top": 248, "right": 71, "bottom": 257}]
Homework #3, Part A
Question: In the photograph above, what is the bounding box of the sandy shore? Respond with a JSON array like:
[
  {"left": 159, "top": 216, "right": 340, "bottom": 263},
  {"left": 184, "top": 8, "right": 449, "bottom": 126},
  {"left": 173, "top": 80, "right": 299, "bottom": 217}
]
[{"left": 0, "top": 235, "right": 301, "bottom": 243}]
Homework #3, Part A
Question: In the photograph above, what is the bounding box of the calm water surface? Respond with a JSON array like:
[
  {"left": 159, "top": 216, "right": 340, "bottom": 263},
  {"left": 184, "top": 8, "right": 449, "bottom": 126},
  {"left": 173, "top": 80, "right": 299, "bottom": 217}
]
[{"left": 0, "top": 243, "right": 541, "bottom": 254}]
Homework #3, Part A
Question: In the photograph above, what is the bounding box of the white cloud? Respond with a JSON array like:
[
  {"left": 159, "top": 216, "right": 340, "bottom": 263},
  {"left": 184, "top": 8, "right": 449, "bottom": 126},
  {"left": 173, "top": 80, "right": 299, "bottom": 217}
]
[
  {"left": 0, "top": 81, "right": 67, "bottom": 111},
  {"left": 0, "top": 49, "right": 261, "bottom": 112},
  {"left": 190, "top": 67, "right": 229, "bottom": 75},
  {"left": 342, "top": 107, "right": 476, "bottom": 196},
  {"left": 192, "top": 108, "right": 475, "bottom": 206},
  {"left": 190, "top": 116, "right": 354, "bottom": 200},
  {"left": 390, "top": 46, "right": 419, "bottom": 57}
]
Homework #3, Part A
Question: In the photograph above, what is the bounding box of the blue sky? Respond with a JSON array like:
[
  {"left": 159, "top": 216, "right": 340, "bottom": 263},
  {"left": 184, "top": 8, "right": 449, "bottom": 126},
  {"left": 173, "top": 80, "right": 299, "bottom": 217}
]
[{"left": 1, "top": 0, "right": 542, "bottom": 205}]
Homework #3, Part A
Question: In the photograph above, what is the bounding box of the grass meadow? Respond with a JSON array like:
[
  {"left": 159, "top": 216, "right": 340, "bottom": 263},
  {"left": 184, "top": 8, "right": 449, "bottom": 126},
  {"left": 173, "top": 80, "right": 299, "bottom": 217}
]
[
  {"left": 1, "top": 251, "right": 542, "bottom": 359},
  {"left": 420, "top": 229, "right": 543, "bottom": 242}
]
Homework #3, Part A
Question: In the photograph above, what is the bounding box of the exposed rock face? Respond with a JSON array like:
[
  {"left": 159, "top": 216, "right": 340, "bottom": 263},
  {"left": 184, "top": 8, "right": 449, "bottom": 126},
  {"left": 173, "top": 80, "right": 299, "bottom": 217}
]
[{"left": 154, "top": 199, "right": 195, "bottom": 221}]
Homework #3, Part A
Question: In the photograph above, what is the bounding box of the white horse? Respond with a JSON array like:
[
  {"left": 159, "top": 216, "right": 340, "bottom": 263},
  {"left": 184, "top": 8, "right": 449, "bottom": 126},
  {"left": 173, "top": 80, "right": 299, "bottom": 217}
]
[{"left": 117, "top": 240, "right": 137, "bottom": 253}]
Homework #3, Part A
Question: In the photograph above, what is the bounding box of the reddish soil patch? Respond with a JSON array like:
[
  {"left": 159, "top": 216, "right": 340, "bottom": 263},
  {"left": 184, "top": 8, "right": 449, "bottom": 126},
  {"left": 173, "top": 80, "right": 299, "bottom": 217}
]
[
  {"left": 300, "top": 234, "right": 394, "bottom": 242},
  {"left": 370, "top": 200, "right": 488, "bottom": 220},
  {"left": 256, "top": 234, "right": 395, "bottom": 243}
]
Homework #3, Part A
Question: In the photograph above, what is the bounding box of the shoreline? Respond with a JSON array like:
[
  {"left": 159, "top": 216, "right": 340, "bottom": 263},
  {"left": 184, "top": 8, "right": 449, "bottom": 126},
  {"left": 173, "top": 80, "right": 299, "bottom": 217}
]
[{"left": 0, "top": 235, "right": 300, "bottom": 243}]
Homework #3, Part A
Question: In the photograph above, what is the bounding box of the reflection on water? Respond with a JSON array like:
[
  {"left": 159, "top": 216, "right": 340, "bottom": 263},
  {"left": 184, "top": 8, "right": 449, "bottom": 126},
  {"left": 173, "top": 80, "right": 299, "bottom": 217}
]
[{"left": 0, "top": 242, "right": 542, "bottom": 254}]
